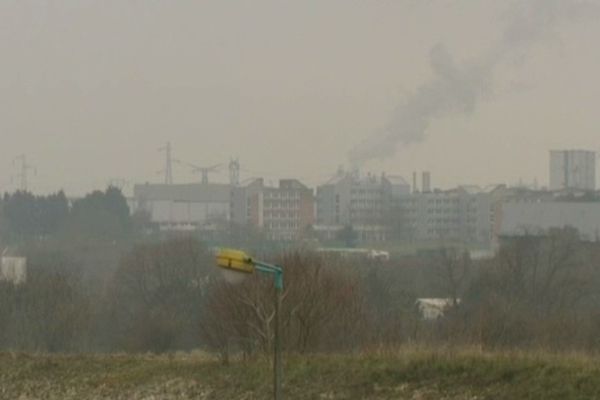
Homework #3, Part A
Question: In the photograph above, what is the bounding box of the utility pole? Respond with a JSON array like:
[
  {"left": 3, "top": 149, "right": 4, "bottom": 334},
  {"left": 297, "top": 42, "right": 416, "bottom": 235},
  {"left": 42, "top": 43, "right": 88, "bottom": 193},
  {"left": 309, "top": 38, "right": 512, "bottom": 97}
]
[
  {"left": 12, "top": 155, "right": 36, "bottom": 192},
  {"left": 158, "top": 142, "right": 173, "bottom": 185},
  {"left": 215, "top": 250, "right": 284, "bottom": 400},
  {"left": 273, "top": 273, "right": 283, "bottom": 400}
]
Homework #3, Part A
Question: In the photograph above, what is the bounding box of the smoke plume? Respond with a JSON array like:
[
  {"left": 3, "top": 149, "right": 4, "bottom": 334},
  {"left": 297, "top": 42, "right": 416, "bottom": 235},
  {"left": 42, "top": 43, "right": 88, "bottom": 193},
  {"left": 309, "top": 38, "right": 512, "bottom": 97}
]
[{"left": 348, "top": 0, "right": 599, "bottom": 168}]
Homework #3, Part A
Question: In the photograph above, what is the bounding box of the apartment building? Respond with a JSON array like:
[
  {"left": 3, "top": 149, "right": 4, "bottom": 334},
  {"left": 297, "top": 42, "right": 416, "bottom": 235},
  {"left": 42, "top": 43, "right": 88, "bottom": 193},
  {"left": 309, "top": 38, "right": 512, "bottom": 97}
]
[
  {"left": 231, "top": 178, "right": 314, "bottom": 241},
  {"left": 550, "top": 150, "right": 596, "bottom": 191},
  {"left": 399, "top": 186, "right": 496, "bottom": 246},
  {"left": 316, "top": 172, "right": 410, "bottom": 242}
]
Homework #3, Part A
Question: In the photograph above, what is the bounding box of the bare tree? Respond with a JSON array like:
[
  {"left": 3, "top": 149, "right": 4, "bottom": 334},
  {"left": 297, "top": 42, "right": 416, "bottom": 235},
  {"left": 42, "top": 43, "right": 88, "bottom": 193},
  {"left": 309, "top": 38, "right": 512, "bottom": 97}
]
[
  {"left": 461, "top": 227, "right": 593, "bottom": 349},
  {"left": 110, "top": 236, "right": 212, "bottom": 352},
  {"left": 200, "top": 251, "right": 369, "bottom": 358}
]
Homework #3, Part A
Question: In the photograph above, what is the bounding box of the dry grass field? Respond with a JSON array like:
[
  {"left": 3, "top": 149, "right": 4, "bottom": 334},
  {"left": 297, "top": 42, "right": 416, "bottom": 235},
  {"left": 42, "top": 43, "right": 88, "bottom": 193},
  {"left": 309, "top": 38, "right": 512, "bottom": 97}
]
[{"left": 2, "top": 347, "right": 600, "bottom": 399}]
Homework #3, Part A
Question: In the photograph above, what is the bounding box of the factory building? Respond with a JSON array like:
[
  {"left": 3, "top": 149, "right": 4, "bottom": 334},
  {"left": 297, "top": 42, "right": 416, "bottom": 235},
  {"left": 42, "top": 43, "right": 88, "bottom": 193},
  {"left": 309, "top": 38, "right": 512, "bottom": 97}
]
[
  {"left": 500, "top": 200, "right": 600, "bottom": 242},
  {"left": 315, "top": 171, "right": 410, "bottom": 242},
  {"left": 399, "top": 185, "right": 499, "bottom": 247},
  {"left": 315, "top": 170, "right": 497, "bottom": 246},
  {"left": 549, "top": 150, "right": 596, "bottom": 191},
  {"left": 231, "top": 178, "right": 315, "bottom": 241},
  {"left": 132, "top": 183, "right": 231, "bottom": 231}
]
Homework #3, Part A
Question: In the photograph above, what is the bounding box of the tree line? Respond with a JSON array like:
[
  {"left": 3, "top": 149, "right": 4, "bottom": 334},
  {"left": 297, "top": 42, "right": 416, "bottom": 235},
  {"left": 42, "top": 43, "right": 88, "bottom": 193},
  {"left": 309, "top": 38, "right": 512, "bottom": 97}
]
[
  {"left": 0, "top": 187, "right": 136, "bottom": 245},
  {"left": 0, "top": 228, "right": 598, "bottom": 354},
  {"left": 1, "top": 188, "right": 600, "bottom": 355}
]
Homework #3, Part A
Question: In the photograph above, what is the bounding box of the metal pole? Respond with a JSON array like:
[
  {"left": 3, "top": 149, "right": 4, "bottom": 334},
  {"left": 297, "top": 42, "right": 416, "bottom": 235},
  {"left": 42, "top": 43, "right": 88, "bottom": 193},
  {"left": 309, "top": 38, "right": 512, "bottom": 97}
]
[
  {"left": 274, "top": 284, "right": 282, "bottom": 400},
  {"left": 254, "top": 261, "right": 284, "bottom": 400}
]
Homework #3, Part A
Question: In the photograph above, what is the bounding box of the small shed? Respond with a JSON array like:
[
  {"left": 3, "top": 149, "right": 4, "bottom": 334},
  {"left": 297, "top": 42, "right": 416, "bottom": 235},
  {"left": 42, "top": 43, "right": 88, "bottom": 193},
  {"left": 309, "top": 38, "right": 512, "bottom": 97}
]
[
  {"left": 415, "top": 298, "right": 459, "bottom": 320},
  {"left": 1, "top": 247, "right": 27, "bottom": 285}
]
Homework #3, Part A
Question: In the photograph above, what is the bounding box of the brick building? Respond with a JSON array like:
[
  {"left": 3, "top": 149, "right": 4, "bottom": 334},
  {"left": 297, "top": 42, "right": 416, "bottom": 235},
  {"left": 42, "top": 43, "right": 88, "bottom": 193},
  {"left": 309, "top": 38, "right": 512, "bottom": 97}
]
[{"left": 231, "top": 178, "right": 314, "bottom": 240}]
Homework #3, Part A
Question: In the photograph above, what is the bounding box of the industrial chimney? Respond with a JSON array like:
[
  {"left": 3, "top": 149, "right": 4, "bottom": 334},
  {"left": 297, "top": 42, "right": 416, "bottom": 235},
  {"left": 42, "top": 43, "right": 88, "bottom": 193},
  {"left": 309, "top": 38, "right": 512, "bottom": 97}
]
[{"left": 412, "top": 172, "right": 418, "bottom": 193}]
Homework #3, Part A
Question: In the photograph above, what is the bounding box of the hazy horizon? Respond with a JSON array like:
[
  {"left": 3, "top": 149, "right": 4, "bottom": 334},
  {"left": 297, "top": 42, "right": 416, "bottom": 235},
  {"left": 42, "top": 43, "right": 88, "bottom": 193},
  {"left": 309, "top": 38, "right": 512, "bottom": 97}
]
[{"left": 1, "top": 1, "right": 599, "bottom": 196}]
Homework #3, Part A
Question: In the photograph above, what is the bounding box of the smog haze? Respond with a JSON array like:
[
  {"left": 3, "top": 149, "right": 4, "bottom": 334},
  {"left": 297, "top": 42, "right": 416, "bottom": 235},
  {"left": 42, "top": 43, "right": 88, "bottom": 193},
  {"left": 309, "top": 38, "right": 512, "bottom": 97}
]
[{"left": 1, "top": 0, "right": 599, "bottom": 194}]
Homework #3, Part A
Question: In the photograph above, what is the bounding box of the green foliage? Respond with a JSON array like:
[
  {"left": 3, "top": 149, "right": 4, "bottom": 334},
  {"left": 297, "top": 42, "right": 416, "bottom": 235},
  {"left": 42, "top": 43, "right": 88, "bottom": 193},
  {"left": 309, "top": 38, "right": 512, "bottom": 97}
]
[
  {"left": 0, "top": 187, "right": 132, "bottom": 245},
  {"left": 66, "top": 186, "right": 131, "bottom": 242},
  {"left": 1, "top": 190, "right": 68, "bottom": 241}
]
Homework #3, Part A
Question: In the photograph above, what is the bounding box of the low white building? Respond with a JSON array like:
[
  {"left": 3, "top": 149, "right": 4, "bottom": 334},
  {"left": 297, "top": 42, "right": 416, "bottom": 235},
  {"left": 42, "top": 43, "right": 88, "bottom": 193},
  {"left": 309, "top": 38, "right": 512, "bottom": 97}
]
[
  {"left": 500, "top": 201, "right": 600, "bottom": 241},
  {"left": 132, "top": 183, "right": 231, "bottom": 231},
  {"left": 1, "top": 248, "right": 26, "bottom": 285},
  {"left": 416, "top": 298, "right": 459, "bottom": 320}
]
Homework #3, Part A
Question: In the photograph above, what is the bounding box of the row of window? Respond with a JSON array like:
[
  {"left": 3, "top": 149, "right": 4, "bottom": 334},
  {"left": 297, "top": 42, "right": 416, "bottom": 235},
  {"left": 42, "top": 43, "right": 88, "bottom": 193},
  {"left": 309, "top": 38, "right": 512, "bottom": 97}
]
[
  {"left": 264, "top": 211, "right": 300, "bottom": 219},
  {"left": 404, "top": 206, "right": 483, "bottom": 214},
  {"left": 263, "top": 200, "right": 300, "bottom": 209},
  {"left": 350, "top": 211, "right": 383, "bottom": 217},
  {"left": 400, "top": 197, "right": 480, "bottom": 205},
  {"left": 406, "top": 216, "right": 480, "bottom": 224},
  {"left": 350, "top": 189, "right": 385, "bottom": 195},
  {"left": 350, "top": 200, "right": 383, "bottom": 207},
  {"left": 264, "top": 191, "right": 302, "bottom": 200},
  {"left": 265, "top": 221, "right": 300, "bottom": 229},
  {"left": 425, "top": 228, "right": 478, "bottom": 236}
]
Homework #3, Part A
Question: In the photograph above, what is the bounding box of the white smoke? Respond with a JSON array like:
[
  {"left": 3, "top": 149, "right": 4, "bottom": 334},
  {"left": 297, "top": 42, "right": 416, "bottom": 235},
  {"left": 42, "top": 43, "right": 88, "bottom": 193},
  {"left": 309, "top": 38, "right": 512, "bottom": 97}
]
[{"left": 348, "top": 0, "right": 599, "bottom": 168}]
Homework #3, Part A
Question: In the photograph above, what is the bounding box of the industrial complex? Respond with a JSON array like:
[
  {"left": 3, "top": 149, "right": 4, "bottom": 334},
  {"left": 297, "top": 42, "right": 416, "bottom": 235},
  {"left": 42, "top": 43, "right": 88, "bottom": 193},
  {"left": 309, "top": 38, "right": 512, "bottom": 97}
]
[{"left": 126, "top": 147, "right": 600, "bottom": 251}]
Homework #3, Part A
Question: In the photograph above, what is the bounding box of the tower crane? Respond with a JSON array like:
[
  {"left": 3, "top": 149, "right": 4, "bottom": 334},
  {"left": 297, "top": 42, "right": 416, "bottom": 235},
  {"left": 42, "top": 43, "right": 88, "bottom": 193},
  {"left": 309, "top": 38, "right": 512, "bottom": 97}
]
[{"left": 175, "top": 160, "right": 223, "bottom": 184}]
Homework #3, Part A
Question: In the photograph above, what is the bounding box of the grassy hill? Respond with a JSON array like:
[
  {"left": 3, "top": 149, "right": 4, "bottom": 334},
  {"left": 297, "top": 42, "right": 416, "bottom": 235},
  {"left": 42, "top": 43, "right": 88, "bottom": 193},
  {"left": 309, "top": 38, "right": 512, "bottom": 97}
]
[{"left": 2, "top": 347, "right": 600, "bottom": 399}]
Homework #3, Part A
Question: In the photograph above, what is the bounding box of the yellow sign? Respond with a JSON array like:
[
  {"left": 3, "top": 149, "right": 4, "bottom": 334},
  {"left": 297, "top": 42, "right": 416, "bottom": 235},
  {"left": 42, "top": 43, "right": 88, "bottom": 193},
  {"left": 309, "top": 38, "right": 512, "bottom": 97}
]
[{"left": 216, "top": 248, "right": 254, "bottom": 274}]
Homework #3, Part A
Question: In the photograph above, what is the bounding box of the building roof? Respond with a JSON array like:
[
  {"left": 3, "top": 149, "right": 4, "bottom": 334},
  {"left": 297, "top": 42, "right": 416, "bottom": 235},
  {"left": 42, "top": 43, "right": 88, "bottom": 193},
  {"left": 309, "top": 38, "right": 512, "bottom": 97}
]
[
  {"left": 324, "top": 172, "right": 352, "bottom": 186},
  {"left": 386, "top": 175, "right": 409, "bottom": 186},
  {"left": 279, "top": 179, "right": 309, "bottom": 190},
  {"left": 322, "top": 171, "right": 398, "bottom": 188},
  {"left": 458, "top": 185, "right": 483, "bottom": 194},
  {"left": 241, "top": 178, "right": 311, "bottom": 191},
  {"left": 1, "top": 246, "right": 23, "bottom": 258},
  {"left": 133, "top": 183, "right": 231, "bottom": 203},
  {"left": 455, "top": 184, "right": 506, "bottom": 195},
  {"left": 550, "top": 149, "right": 596, "bottom": 154}
]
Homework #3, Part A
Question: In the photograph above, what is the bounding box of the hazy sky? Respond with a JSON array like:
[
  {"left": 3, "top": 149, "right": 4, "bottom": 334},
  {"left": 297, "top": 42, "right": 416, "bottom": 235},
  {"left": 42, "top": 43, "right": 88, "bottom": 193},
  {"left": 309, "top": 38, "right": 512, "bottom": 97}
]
[{"left": 1, "top": 1, "right": 599, "bottom": 195}]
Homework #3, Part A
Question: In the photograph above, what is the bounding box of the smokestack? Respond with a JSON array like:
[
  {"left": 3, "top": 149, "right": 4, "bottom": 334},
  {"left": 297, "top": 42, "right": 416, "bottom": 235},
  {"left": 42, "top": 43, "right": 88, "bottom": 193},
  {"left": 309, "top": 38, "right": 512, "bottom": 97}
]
[
  {"left": 347, "top": 2, "right": 598, "bottom": 168},
  {"left": 422, "top": 171, "right": 431, "bottom": 193},
  {"left": 413, "top": 172, "right": 419, "bottom": 193}
]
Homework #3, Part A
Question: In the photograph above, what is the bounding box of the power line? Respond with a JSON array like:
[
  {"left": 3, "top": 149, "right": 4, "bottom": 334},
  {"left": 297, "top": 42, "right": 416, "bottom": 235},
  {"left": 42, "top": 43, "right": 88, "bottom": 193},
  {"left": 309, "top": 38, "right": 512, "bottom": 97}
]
[
  {"left": 158, "top": 142, "right": 173, "bottom": 185},
  {"left": 12, "top": 155, "right": 36, "bottom": 192}
]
